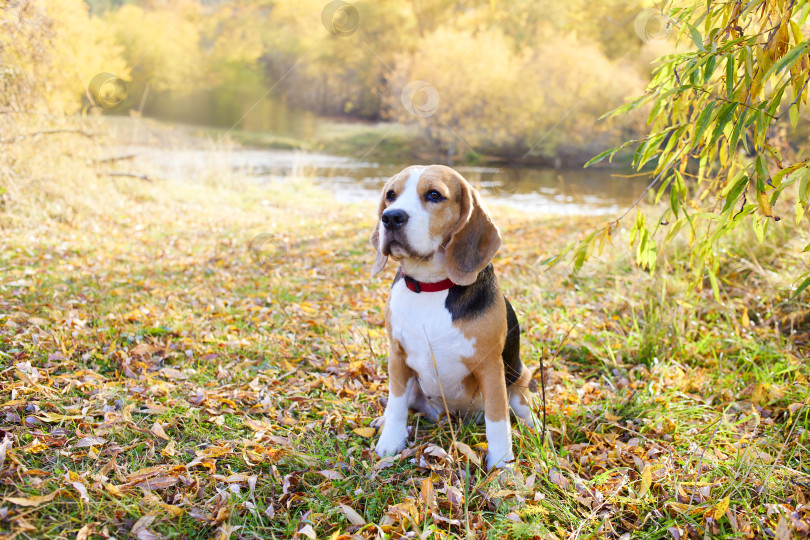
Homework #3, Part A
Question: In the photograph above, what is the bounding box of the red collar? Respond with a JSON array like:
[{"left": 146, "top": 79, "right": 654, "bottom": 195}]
[{"left": 399, "top": 268, "right": 456, "bottom": 293}]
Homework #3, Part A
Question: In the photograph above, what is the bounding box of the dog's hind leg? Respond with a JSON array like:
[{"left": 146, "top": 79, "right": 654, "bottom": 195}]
[{"left": 508, "top": 365, "right": 537, "bottom": 429}]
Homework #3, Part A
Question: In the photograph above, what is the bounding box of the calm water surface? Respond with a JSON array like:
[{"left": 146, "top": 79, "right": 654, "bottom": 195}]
[{"left": 118, "top": 146, "right": 650, "bottom": 216}]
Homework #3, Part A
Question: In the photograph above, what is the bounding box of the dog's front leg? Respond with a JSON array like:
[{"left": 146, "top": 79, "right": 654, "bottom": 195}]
[
  {"left": 478, "top": 363, "right": 514, "bottom": 470},
  {"left": 375, "top": 340, "right": 414, "bottom": 458}
]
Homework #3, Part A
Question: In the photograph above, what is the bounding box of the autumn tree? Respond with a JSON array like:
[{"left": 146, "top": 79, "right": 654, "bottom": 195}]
[
  {"left": 570, "top": 0, "right": 810, "bottom": 297},
  {"left": 385, "top": 26, "right": 644, "bottom": 163},
  {"left": 0, "top": 0, "right": 126, "bottom": 115}
]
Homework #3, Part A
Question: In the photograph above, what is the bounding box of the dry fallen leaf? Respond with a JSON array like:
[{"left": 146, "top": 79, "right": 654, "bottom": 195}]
[
  {"left": 161, "top": 503, "right": 183, "bottom": 517},
  {"left": 714, "top": 495, "right": 731, "bottom": 520},
  {"left": 339, "top": 503, "right": 366, "bottom": 525},
  {"left": 135, "top": 476, "right": 180, "bottom": 491},
  {"left": 73, "top": 436, "right": 106, "bottom": 449},
  {"left": 5, "top": 490, "right": 61, "bottom": 507},
  {"left": 297, "top": 524, "right": 316, "bottom": 539},
  {"left": 352, "top": 427, "right": 376, "bottom": 438},
  {"left": 150, "top": 422, "right": 169, "bottom": 440},
  {"left": 223, "top": 473, "right": 249, "bottom": 483},
  {"left": 71, "top": 481, "right": 90, "bottom": 503},
  {"left": 161, "top": 440, "right": 177, "bottom": 457},
  {"left": 160, "top": 367, "right": 189, "bottom": 379},
  {"left": 374, "top": 456, "right": 397, "bottom": 470},
  {"left": 775, "top": 515, "right": 792, "bottom": 540},
  {"left": 505, "top": 511, "right": 523, "bottom": 523},
  {"left": 452, "top": 441, "right": 481, "bottom": 467},
  {"left": 638, "top": 465, "right": 652, "bottom": 497},
  {"left": 317, "top": 470, "right": 344, "bottom": 480},
  {"left": 131, "top": 513, "right": 158, "bottom": 536},
  {"left": 76, "top": 523, "right": 97, "bottom": 540},
  {"left": 549, "top": 470, "right": 570, "bottom": 490}
]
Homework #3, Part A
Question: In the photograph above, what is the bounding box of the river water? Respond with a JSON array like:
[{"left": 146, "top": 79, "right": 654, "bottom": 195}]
[{"left": 115, "top": 145, "right": 649, "bottom": 216}]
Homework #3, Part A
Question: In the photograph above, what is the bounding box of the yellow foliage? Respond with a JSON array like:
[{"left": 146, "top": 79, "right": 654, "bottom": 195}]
[
  {"left": 45, "top": 0, "right": 128, "bottom": 113},
  {"left": 0, "top": 0, "right": 126, "bottom": 114},
  {"left": 386, "top": 26, "right": 645, "bottom": 161},
  {"left": 105, "top": 3, "right": 202, "bottom": 92}
]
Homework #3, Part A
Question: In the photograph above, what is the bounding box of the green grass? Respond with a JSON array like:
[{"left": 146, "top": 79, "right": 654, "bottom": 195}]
[{"left": 1, "top": 132, "right": 809, "bottom": 538}]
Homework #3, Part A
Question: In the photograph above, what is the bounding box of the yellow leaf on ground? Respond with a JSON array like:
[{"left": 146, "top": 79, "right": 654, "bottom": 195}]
[
  {"left": 150, "top": 422, "right": 169, "bottom": 440},
  {"left": 131, "top": 513, "right": 157, "bottom": 536},
  {"left": 161, "top": 440, "right": 177, "bottom": 457},
  {"left": 297, "top": 524, "right": 316, "bottom": 539},
  {"left": 5, "top": 490, "right": 60, "bottom": 507},
  {"left": 352, "top": 427, "right": 376, "bottom": 438},
  {"left": 605, "top": 410, "right": 621, "bottom": 422},
  {"left": 639, "top": 465, "right": 652, "bottom": 497},
  {"left": 105, "top": 484, "right": 125, "bottom": 497},
  {"left": 160, "top": 503, "right": 183, "bottom": 517},
  {"left": 714, "top": 495, "right": 731, "bottom": 520}
]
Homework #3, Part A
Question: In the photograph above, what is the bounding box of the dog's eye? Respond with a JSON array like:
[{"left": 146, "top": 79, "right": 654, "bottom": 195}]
[
  {"left": 385, "top": 190, "right": 396, "bottom": 202},
  {"left": 425, "top": 189, "right": 445, "bottom": 202}
]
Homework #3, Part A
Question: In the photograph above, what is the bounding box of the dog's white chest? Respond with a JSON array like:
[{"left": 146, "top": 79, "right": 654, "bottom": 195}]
[{"left": 388, "top": 280, "right": 477, "bottom": 409}]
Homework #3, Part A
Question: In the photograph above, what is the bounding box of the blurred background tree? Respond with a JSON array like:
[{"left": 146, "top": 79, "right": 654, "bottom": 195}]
[
  {"left": 3, "top": 0, "right": 672, "bottom": 164},
  {"left": 0, "top": 0, "right": 126, "bottom": 115},
  {"left": 3, "top": 0, "right": 807, "bottom": 175}
]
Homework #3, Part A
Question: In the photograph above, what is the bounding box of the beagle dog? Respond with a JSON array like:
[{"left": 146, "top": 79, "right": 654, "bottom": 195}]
[{"left": 370, "top": 164, "right": 535, "bottom": 470}]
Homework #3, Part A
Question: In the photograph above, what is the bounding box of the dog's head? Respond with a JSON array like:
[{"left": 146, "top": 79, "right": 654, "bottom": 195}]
[{"left": 370, "top": 165, "right": 501, "bottom": 286}]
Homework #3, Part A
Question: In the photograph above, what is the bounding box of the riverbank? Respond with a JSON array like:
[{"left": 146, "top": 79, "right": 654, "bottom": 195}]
[
  {"left": 190, "top": 117, "right": 635, "bottom": 168},
  {"left": 0, "top": 125, "right": 808, "bottom": 538}
]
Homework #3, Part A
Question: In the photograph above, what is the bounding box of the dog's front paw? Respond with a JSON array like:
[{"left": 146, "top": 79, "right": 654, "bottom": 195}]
[
  {"left": 369, "top": 415, "right": 386, "bottom": 429},
  {"left": 375, "top": 426, "right": 408, "bottom": 457}
]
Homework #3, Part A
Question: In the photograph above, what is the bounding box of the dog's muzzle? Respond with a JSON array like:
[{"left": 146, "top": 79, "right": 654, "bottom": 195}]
[{"left": 381, "top": 209, "right": 409, "bottom": 231}]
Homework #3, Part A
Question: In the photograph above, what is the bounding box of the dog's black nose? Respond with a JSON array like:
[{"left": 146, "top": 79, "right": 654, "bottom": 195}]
[{"left": 381, "top": 209, "right": 409, "bottom": 230}]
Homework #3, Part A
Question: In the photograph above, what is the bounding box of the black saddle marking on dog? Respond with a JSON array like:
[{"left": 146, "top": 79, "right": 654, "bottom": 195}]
[
  {"left": 444, "top": 264, "right": 522, "bottom": 386},
  {"left": 503, "top": 296, "right": 522, "bottom": 387},
  {"left": 444, "top": 263, "right": 497, "bottom": 320}
]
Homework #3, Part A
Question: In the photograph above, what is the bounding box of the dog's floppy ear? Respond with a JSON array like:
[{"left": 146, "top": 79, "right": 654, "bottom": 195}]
[
  {"left": 445, "top": 177, "right": 501, "bottom": 286},
  {"left": 370, "top": 190, "right": 388, "bottom": 276}
]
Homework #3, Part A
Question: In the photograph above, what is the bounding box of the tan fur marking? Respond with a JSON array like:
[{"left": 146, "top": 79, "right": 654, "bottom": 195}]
[
  {"left": 460, "top": 372, "right": 479, "bottom": 396},
  {"left": 385, "top": 301, "right": 414, "bottom": 397},
  {"left": 417, "top": 168, "right": 462, "bottom": 244},
  {"left": 444, "top": 175, "right": 501, "bottom": 286},
  {"left": 475, "top": 359, "right": 509, "bottom": 422},
  {"left": 456, "top": 294, "right": 509, "bottom": 423}
]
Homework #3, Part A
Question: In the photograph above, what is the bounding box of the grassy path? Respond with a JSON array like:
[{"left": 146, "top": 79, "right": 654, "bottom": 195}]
[{"left": 0, "top": 144, "right": 808, "bottom": 538}]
